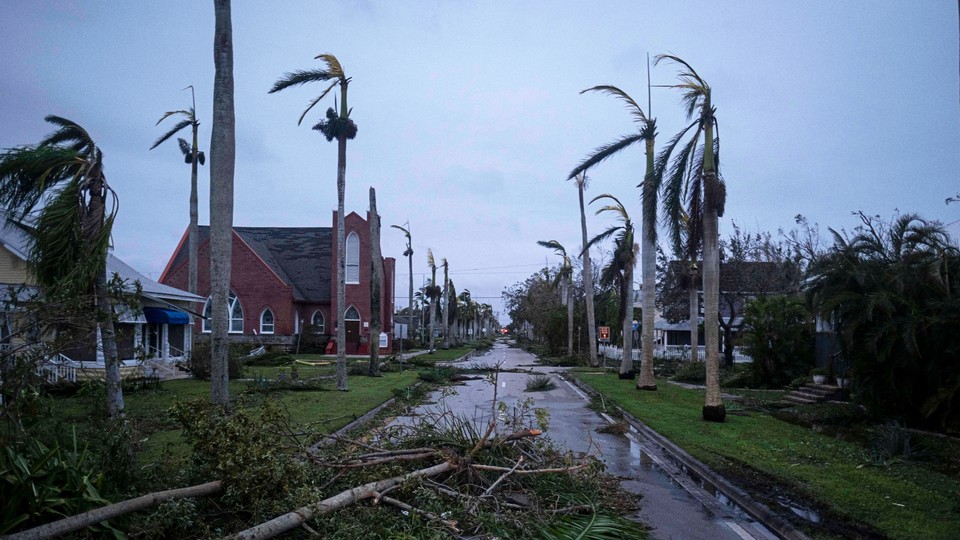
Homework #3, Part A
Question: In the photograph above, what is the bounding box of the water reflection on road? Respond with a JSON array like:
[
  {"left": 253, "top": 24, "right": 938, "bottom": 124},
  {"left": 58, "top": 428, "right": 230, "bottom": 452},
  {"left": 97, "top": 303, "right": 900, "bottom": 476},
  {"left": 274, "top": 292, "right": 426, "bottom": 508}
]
[{"left": 391, "top": 343, "right": 777, "bottom": 540}]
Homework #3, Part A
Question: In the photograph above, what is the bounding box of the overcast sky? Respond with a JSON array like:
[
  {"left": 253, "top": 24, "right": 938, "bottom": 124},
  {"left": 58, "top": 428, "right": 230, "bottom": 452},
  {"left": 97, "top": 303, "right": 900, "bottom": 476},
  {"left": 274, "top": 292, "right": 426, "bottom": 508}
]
[{"left": 2, "top": 1, "right": 958, "bottom": 321}]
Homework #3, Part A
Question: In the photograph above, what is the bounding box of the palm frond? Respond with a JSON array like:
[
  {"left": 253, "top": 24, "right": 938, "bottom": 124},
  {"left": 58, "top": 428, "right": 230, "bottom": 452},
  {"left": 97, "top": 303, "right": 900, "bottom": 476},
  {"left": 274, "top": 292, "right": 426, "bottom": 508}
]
[
  {"left": 585, "top": 225, "right": 621, "bottom": 252},
  {"left": 390, "top": 224, "right": 411, "bottom": 238},
  {"left": 0, "top": 146, "right": 82, "bottom": 216},
  {"left": 314, "top": 53, "right": 344, "bottom": 78},
  {"left": 581, "top": 85, "right": 647, "bottom": 123},
  {"left": 268, "top": 69, "right": 336, "bottom": 94},
  {"left": 150, "top": 119, "right": 192, "bottom": 150},
  {"left": 537, "top": 240, "right": 567, "bottom": 257},
  {"left": 154, "top": 109, "right": 189, "bottom": 126},
  {"left": 569, "top": 133, "right": 646, "bottom": 179},
  {"left": 177, "top": 138, "right": 191, "bottom": 157},
  {"left": 297, "top": 80, "right": 339, "bottom": 126},
  {"left": 39, "top": 116, "right": 94, "bottom": 155},
  {"left": 427, "top": 248, "right": 435, "bottom": 269}
]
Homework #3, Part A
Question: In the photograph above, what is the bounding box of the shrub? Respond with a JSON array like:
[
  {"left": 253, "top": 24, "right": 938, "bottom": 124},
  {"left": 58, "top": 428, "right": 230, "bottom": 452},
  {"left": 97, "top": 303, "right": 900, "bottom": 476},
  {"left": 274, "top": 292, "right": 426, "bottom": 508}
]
[
  {"left": 672, "top": 361, "right": 706, "bottom": 383},
  {"left": 418, "top": 366, "right": 460, "bottom": 384},
  {"left": 297, "top": 325, "right": 329, "bottom": 354},
  {"left": 741, "top": 295, "right": 814, "bottom": 388},
  {"left": 0, "top": 431, "right": 114, "bottom": 536},
  {"left": 188, "top": 342, "right": 244, "bottom": 380}
]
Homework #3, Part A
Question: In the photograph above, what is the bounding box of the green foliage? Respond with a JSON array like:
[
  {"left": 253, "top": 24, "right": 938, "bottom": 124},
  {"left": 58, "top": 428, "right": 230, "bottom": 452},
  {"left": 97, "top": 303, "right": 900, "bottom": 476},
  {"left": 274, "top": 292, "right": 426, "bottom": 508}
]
[
  {"left": 187, "top": 341, "right": 244, "bottom": 380},
  {"left": 169, "top": 397, "right": 310, "bottom": 512},
  {"left": 807, "top": 212, "right": 960, "bottom": 431},
  {"left": 575, "top": 372, "right": 960, "bottom": 539},
  {"left": 0, "top": 429, "right": 114, "bottom": 535},
  {"left": 417, "top": 366, "right": 461, "bottom": 384},
  {"left": 540, "top": 512, "right": 646, "bottom": 540},
  {"left": 297, "top": 324, "right": 329, "bottom": 353},
  {"left": 672, "top": 360, "right": 706, "bottom": 383},
  {"left": 525, "top": 374, "right": 557, "bottom": 392},
  {"left": 741, "top": 295, "right": 813, "bottom": 388},
  {"left": 868, "top": 420, "right": 927, "bottom": 465}
]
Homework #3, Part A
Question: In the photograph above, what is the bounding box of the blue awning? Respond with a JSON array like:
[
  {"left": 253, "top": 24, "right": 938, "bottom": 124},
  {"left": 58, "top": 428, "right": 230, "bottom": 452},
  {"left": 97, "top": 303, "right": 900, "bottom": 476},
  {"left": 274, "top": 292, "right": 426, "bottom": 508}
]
[{"left": 142, "top": 307, "right": 190, "bottom": 325}]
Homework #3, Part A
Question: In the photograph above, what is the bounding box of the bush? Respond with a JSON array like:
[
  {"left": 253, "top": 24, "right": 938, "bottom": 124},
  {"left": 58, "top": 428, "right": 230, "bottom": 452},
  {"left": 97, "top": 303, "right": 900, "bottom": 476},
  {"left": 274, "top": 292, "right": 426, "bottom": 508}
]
[
  {"left": 0, "top": 432, "right": 114, "bottom": 536},
  {"left": 741, "top": 295, "right": 813, "bottom": 388},
  {"left": 524, "top": 374, "right": 557, "bottom": 392},
  {"left": 188, "top": 342, "right": 244, "bottom": 380},
  {"left": 297, "top": 325, "right": 330, "bottom": 354},
  {"left": 672, "top": 361, "right": 706, "bottom": 383}
]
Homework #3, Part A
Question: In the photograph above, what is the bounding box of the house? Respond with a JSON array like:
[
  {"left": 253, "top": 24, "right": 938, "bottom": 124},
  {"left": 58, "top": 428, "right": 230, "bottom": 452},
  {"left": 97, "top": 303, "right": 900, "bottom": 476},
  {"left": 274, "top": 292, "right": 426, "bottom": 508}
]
[
  {"left": 158, "top": 211, "right": 396, "bottom": 354},
  {"left": 0, "top": 216, "right": 203, "bottom": 379},
  {"left": 655, "top": 259, "right": 798, "bottom": 360}
]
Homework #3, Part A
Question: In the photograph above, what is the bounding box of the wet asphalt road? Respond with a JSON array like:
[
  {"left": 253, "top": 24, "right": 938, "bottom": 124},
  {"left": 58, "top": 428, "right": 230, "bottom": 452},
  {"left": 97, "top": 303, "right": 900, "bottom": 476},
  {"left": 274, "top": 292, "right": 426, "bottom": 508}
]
[{"left": 397, "top": 342, "right": 778, "bottom": 540}]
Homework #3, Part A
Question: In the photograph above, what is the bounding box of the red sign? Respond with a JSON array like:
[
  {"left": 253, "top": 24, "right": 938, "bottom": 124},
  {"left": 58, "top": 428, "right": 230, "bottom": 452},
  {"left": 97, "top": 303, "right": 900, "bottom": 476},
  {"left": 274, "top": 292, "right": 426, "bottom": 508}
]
[{"left": 598, "top": 326, "right": 611, "bottom": 341}]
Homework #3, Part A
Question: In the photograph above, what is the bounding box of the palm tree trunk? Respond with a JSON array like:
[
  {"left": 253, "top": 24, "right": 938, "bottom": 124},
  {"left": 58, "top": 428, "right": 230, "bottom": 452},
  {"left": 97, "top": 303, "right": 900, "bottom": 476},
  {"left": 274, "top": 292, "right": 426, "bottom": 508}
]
[
  {"left": 619, "top": 259, "right": 635, "bottom": 376},
  {"left": 189, "top": 124, "right": 199, "bottom": 296},
  {"left": 566, "top": 275, "right": 574, "bottom": 356},
  {"left": 578, "top": 183, "right": 599, "bottom": 366},
  {"left": 209, "top": 0, "right": 235, "bottom": 406},
  {"left": 442, "top": 267, "right": 449, "bottom": 348},
  {"left": 97, "top": 262, "right": 125, "bottom": 418},
  {"left": 335, "top": 135, "right": 348, "bottom": 390},
  {"left": 688, "top": 267, "right": 699, "bottom": 361},
  {"left": 637, "top": 139, "right": 658, "bottom": 390},
  {"left": 407, "top": 252, "right": 413, "bottom": 351},
  {"left": 368, "top": 188, "right": 382, "bottom": 377},
  {"left": 701, "top": 121, "right": 725, "bottom": 422},
  {"left": 429, "top": 268, "right": 436, "bottom": 352}
]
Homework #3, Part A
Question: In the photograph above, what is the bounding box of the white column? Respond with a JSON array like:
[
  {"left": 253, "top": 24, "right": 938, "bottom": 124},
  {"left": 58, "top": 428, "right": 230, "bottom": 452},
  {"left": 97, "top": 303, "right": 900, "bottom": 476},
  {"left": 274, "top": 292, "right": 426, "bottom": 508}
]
[
  {"left": 162, "top": 324, "right": 170, "bottom": 361},
  {"left": 185, "top": 323, "right": 192, "bottom": 357},
  {"left": 95, "top": 326, "right": 105, "bottom": 363}
]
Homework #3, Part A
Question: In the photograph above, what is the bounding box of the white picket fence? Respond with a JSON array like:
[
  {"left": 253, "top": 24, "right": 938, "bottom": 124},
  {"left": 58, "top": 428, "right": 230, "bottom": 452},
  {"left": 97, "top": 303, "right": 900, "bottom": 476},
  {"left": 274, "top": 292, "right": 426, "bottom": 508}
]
[
  {"left": 599, "top": 344, "right": 752, "bottom": 363},
  {"left": 35, "top": 353, "right": 79, "bottom": 384}
]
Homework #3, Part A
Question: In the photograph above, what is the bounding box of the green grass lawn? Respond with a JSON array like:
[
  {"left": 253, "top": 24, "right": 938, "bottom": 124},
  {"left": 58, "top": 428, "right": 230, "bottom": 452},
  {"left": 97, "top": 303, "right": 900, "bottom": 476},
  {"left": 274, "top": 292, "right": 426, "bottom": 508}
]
[
  {"left": 47, "top": 369, "right": 420, "bottom": 467},
  {"left": 572, "top": 371, "right": 960, "bottom": 540}
]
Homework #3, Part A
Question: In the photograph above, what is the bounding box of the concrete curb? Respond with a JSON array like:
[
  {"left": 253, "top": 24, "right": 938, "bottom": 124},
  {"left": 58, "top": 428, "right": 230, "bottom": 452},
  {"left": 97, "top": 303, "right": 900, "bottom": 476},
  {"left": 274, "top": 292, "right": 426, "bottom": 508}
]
[
  {"left": 309, "top": 381, "right": 422, "bottom": 451},
  {"left": 565, "top": 374, "right": 812, "bottom": 540}
]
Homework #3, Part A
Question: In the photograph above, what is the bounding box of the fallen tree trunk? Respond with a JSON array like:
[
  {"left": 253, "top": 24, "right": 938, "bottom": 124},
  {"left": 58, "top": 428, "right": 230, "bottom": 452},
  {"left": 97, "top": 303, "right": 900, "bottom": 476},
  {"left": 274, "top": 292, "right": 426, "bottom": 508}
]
[
  {"left": 5, "top": 480, "right": 223, "bottom": 540},
  {"left": 230, "top": 460, "right": 455, "bottom": 540}
]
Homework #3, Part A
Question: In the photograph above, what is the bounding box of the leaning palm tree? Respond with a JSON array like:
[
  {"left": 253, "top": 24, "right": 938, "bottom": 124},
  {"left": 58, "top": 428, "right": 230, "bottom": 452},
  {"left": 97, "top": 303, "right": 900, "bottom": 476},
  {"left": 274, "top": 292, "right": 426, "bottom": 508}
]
[
  {"left": 426, "top": 249, "right": 439, "bottom": 351},
  {"left": 391, "top": 224, "right": 414, "bottom": 348},
  {"left": 586, "top": 194, "right": 638, "bottom": 377},
  {"left": 568, "top": 173, "right": 599, "bottom": 366},
  {"left": 570, "top": 84, "right": 659, "bottom": 390},
  {"left": 654, "top": 54, "right": 726, "bottom": 421},
  {"left": 270, "top": 53, "right": 356, "bottom": 391},
  {"left": 0, "top": 116, "right": 125, "bottom": 418},
  {"left": 150, "top": 87, "right": 205, "bottom": 296},
  {"left": 208, "top": 0, "right": 236, "bottom": 405},
  {"left": 537, "top": 240, "right": 575, "bottom": 356}
]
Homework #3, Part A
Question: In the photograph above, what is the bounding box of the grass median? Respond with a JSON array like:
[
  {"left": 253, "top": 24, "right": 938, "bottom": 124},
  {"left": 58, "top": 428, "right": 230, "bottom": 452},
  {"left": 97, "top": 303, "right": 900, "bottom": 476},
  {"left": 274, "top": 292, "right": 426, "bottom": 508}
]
[{"left": 571, "top": 370, "right": 960, "bottom": 540}]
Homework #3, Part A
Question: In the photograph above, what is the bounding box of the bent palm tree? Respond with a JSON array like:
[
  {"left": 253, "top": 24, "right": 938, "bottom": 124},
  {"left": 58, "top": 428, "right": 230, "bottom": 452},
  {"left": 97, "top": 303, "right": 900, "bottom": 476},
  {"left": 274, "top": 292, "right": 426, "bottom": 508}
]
[
  {"left": 150, "top": 88, "right": 205, "bottom": 296},
  {"left": 655, "top": 54, "right": 726, "bottom": 421},
  {"left": 391, "top": 224, "right": 414, "bottom": 349},
  {"left": 569, "top": 173, "right": 599, "bottom": 366},
  {"left": 537, "top": 240, "right": 575, "bottom": 356},
  {"left": 0, "top": 116, "right": 125, "bottom": 418},
  {"left": 570, "top": 84, "right": 659, "bottom": 390},
  {"left": 587, "top": 194, "right": 638, "bottom": 377},
  {"left": 271, "top": 53, "right": 356, "bottom": 391}
]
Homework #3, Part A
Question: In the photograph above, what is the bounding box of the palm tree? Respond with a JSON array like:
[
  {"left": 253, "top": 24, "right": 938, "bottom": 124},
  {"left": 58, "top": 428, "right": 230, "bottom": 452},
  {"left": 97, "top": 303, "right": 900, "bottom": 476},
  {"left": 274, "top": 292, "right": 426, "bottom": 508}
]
[
  {"left": 0, "top": 116, "right": 125, "bottom": 418},
  {"left": 568, "top": 173, "right": 599, "bottom": 366},
  {"left": 446, "top": 280, "right": 458, "bottom": 345},
  {"left": 209, "top": 0, "right": 236, "bottom": 405},
  {"left": 426, "top": 250, "right": 439, "bottom": 351},
  {"left": 391, "top": 224, "right": 414, "bottom": 349},
  {"left": 587, "top": 194, "right": 638, "bottom": 377},
  {"left": 367, "top": 187, "right": 384, "bottom": 377},
  {"left": 654, "top": 54, "right": 726, "bottom": 421},
  {"left": 458, "top": 289, "right": 474, "bottom": 341},
  {"left": 441, "top": 258, "right": 450, "bottom": 348},
  {"left": 570, "top": 84, "right": 659, "bottom": 390},
  {"left": 537, "top": 240, "right": 574, "bottom": 356},
  {"left": 270, "top": 53, "right": 356, "bottom": 391},
  {"left": 150, "top": 87, "right": 205, "bottom": 296}
]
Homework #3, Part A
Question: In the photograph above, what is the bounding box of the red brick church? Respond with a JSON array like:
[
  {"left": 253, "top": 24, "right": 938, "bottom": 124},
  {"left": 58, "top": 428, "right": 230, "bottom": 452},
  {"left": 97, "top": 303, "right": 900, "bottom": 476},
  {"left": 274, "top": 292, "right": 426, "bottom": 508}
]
[{"left": 159, "top": 211, "right": 396, "bottom": 354}]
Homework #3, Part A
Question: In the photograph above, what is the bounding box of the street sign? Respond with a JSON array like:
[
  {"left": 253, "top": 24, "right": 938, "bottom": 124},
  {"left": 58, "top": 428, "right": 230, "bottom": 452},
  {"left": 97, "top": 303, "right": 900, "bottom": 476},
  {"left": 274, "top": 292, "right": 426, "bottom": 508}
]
[{"left": 598, "top": 326, "right": 610, "bottom": 342}]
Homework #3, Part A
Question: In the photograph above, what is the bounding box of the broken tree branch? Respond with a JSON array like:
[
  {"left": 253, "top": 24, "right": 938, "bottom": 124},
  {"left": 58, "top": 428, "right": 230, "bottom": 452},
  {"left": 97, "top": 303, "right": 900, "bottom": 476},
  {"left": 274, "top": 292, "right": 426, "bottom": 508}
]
[
  {"left": 373, "top": 491, "right": 461, "bottom": 533},
  {"left": 6, "top": 480, "right": 223, "bottom": 540},
  {"left": 230, "top": 461, "right": 455, "bottom": 540}
]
